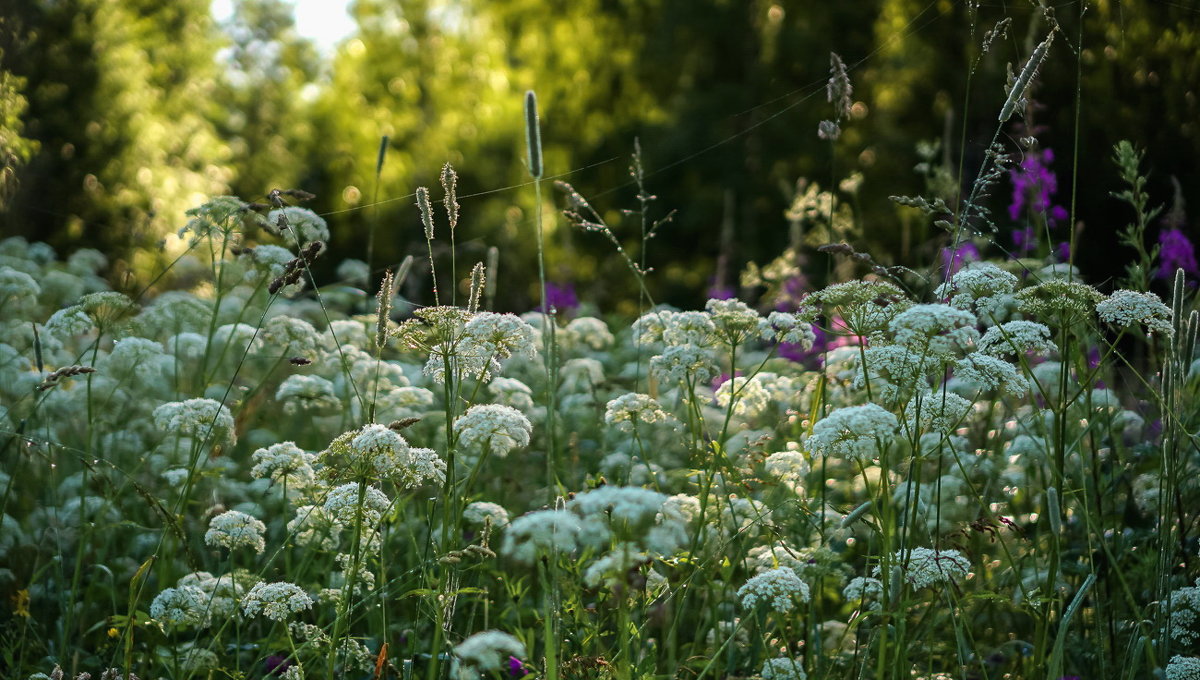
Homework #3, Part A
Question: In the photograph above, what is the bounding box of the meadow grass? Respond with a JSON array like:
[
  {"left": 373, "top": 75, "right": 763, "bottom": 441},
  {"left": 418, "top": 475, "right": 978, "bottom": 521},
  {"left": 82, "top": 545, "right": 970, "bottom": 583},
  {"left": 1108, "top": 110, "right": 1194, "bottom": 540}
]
[{"left": 1, "top": 11, "right": 1199, "bottom": 680}]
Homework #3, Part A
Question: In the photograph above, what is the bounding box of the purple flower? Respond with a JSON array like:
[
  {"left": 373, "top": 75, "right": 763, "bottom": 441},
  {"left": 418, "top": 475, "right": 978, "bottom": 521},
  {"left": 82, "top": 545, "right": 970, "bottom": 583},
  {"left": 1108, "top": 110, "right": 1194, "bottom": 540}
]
[
  {"left": 773, "top": 275, "right": 809, "bottom": 311},
  {"left": 711, "top": 370, "right": 743, "bottom": 391},
  {"left": 1157, "top": 227, "right": 1199, "bottom": 280},
  {"left": 264, "top": 655, "right": 292, "bottom": 675},
  {"left": 508, "top": 656, "right": 529, "bottom": 678},
  {"left": 1013, "top": 227, "right": 1036, "bottom": 256},
  {"left": 1054, "top": 241, "right": 1070, "bottom": 262},
  {"left": 706, "top": 279, "right": 735, "bottom": 300},
  {"left": 941, "top": 242, "right": 980, "bottom": 276},
  {"left": 1009, "top": 148, "right": 1066, "bottom": 224},
  {"left": 543, "top": 282, "right": 579, "bottom": 315}
]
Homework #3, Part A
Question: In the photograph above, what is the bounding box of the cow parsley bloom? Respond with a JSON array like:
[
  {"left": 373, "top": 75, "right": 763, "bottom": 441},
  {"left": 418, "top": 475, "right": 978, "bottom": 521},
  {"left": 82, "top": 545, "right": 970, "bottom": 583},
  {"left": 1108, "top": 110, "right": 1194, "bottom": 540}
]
[
  {"left": 936, "top": 262, "right": 1018, "bottom": 321},
  {"left": 502, "top": 509, "right": 582, "bottom": 563},
  {"left": 242, "top": 581, "right": 313, "bottom": 622},
  {"left": 150, "top": 585, "right": 209, "bottom": 627},
  {"left": 605, "top": 393, "right": 671, "bottom": 432},
  {"left": 463, "top": 501, "right": 510, "bottom": 529},
  {"left": 880, "top": 547, "right": 970, "bottom": 589},
  {"left": 977, "top": 320, "right": 1057, "bottom": 357},
  {"left": 889, "top": 304, "right": 979, "bottom": 357},
  {"left": 454, "top": 630, "right": 526, "bottom": 672},
  {"left": 153, "top": 398, "right": 236, "bottom": 446},
  {"left": 1096, "top": 289, "right": 1173, "bottom": 337},
  {"left": 761, "top": 657, "right": 808, "bottom": 680},
  {"left": 1167, "top": 655, "right": 1200, "bottom": 680},
  {"left": 455, "top": 404, "right": 533, "bottom": 457},
  {"left": 758, "top": 311, "right": 816, "bottom": 349},
  {"left": 714, "top": 375, "right": 771, "bottom": 418},
  {"left": 275, "top": 375, "right": 341, "bottom": 414},
  {"left": 906, "top": 391, "right": 974, "bottom": 434},
  {"left": 738, "top": 567, "right": 811, "bottom": 613},
  {"left": 323, "top": 483, "right": 391, "bottom": 525},
  {"left": 807, "top": 403, "right": 899, "bottom": 461},
  {"left": 250, "top": 442, "right": 317, "bottom": 488},
  {"left": 952, "top": 354, "right": 1029, "bottom": 396},
  {"left": 650, "top": 344, "right": 718, "bottom": 384},
  {"left": 205, "top": 510, "right": 267, "bottom": 554}
]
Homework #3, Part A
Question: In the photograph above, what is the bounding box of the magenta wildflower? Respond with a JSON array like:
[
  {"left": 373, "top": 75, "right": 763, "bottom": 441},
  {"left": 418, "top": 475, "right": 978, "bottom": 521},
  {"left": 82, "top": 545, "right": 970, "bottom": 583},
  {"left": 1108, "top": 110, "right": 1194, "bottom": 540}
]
[
  {"left": 1157, "top": 227, "right": 1199, "bottom": 280},
  {"left": 543, "top": 282, "right": 579, "bottom": 315},
  {"left": 508, "top": 656, "right": 529, "bottom": 678},
  {"left": 940, "top": 242, "right": 980, "bottom": 276}
]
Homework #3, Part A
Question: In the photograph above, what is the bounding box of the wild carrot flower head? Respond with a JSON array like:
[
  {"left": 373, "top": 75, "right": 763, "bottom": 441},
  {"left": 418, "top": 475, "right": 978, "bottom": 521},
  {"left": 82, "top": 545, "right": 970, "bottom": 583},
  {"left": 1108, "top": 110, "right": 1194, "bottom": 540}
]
[
  {"left": 241, "top": 581, "right": 313, "bottom": 622},
  {"left": 205, "top": 510, "right": 267, "bottom": 554},
  {"left": 879, "top": 547, "right": 970, "bottom": 589},
  {"left": 464, "top": 501, "right": 510, "bottom": 530},
  {"left": 807, "top": 403, "right": 899, "bottom": 461},
  {"left": 715, "top": 375, "right": 772, "bottom": 418},
  {"left": 604, "top": 393, "right": 671, "bottom": 432},
  {"left": 502, "top": 509, "right": 582, "bottom": 563},
  {"left": 150, "top": 585, "right": 209, "bottom": 628},
  {"left": 455, "top": 404, "right": 533, "bottom": 457},
  {"left": 153, "top": 398, "right": 236, "bottom": 447},
  {"left": 323, "top": 483, "right": 391, "bottom": 525},
  {"left": 816, "top": 280, "right": 913, "bottom": 339},
  {"left": 250, "top": 442, "right": 317, "bottom": 487},
  {"left": 1096, "top": 289, "right": 1173, "bottom": 337},
  {"left": 454, "top": 631, "right": 526, "bottom": 672},
  {"left": 889, "top": 304, "right": 980, "bottom": 357},
  {"left": 738, "top": 566, "right": 811, "bottom": 613},
  {"left": 978, "top": 320, "right": 1058, "bottom": 357},
  {"left": 761, "top": 657, "right": 808, "bottom": 680}
]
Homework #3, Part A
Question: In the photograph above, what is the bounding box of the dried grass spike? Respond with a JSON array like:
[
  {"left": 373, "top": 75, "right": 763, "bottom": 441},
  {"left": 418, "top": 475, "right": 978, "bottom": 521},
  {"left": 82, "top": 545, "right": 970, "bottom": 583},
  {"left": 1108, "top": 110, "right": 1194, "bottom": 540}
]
[
  {"left": 416, "top": 187, "right": 435, "bottom": 240},
  {"left": 999, "top": 32, "right": 1053, "bottom": 122},
  {"left": 440, "top": 163, "right": 460, "bottom": 233},
  {"left": 524, "top": 91, "right": 543, "bottom": 179}
]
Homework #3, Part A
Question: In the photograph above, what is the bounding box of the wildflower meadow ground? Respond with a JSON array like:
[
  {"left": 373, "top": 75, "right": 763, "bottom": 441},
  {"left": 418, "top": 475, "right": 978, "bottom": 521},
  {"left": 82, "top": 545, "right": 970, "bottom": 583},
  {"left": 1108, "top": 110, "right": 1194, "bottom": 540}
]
[{"left": 2, "top": 20, "right": 1200, "bottom": 680}]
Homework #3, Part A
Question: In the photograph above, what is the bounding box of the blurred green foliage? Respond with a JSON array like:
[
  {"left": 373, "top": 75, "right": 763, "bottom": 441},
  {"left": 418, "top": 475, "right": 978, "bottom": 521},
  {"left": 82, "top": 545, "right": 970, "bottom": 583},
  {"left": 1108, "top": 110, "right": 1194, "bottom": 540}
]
[{"left": 1, "top": 0, "right": 1197, "bottom": 311}]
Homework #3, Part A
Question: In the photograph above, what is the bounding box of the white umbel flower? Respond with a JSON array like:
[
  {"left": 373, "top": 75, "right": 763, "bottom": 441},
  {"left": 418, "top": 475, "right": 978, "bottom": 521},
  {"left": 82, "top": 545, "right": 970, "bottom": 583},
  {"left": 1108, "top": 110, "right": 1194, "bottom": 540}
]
[
  {"left": 807, "top": 403, "right": 899, "bottom": 461},
  {"left": 454, "top": 404, "right": 532, "bottom": 457},
  {"left": 881, "top": 547, "right": 970, "bottom": 589},
  {"left": 205, "top": 510, "right": 267, "bottom": 554},
  {"left": 453, "top": 630, "right": 526, "bottom": 671},
  {"left": 502, "top": 509, "right": 582, "bottom": 564},
  {"left": 150, "top": 585, "right": 209, "bottom": 627},
  {"left": 761, "top": 657, "right": 808, "bottom": 680},
  {"left": 153, "top": 398, "right": 236, "bottom": 446},
  {"left": 738, "top": 567, "right": 811, "bottom": 613},
  {"left": 604, "top": 393, "right": 671, "bottom": 431},
  {"left": 242, "top": 581, "right": 313, "bottom": 622},
  {"left": 1096, "top": 289, "right": 1173, "bottom": 337},
  {"left": 1167, "top": 656, "right": 1200, "bottom": 680}
]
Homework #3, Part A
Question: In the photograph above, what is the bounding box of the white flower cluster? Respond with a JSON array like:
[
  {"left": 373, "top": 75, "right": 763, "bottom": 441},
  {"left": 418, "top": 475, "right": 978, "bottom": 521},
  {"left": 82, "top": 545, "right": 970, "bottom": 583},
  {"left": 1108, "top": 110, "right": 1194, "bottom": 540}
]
[
  {"left": 501, "top": 509, "right": 583, "bottom": 564},
  {"left": 455, "top": 404, "right": 533, "bottom": 457},
  {"left": 453, "top": 630, "right": 525, "bottom": 671},
  {"left": 1096, "top": 289, "right": 1173, "bottom": 337},
  {"left": 1168, "top": 656, "right": 1200, "bottom": 680},
  {"left": 275, "top": 374, "right": 340, "bottom": 414},
  {"left": 177, "top": 571, "right": 243, "bottom": 621},
  {"left": 323, "top": 483, "right": 391, "bottom": 525},
  {"left": 352, "top": 424, "right": 446, "bottom": 487},
  {"left": 889, "top": 304, "right": 979, "bottom": 357},
  {"left": 564, "top": 316, "right": 615, "bottom": 351},
  {"left": 205, "top": 510, "right": 267, "bottom": 554},
  {"left": 760, "top": 657, "right": 808, "bottom": 680},
  {"left": 807, "top": 403, "right": 899, "bottom": 461},
  {"left": 883, "top": 547, "right": 970, "bottom": 589},
  {"left": 951, "top": 354, "right": 1029, "bottom": 396},
  {"left": 463, "top": 501, "right": 510, "bottom": 529},
  {"left": 715, "top": 375, "right": 772, "bottom": 418},
  {"left": 153, "top": 398, "right": 236, "bottom": 446},
  {"left": 737, "top": 566, "right": 811, "bottom": 613},
  {"left": 269, "top": 206, "right": 329, "bottom": 249},
  {"left": 1166, "top": 578, "right": 1200, "bottom": 644},
  {"left": 604, "top": 393, "right": 672, "bottom": 432},
  {"left": 241, "top": 581, "right": 313, "bottom": 622},
  {"left": 936, "top": 262, "right": 1017, "bottom": 321},
  {"left": 650, "top": 344, "right": 718, "bottom": 384},
  {"left": 250, "top": 442, "right": 317, "bottom": 488},
  {"left": 905, "top": 391, "right": 973, "bottom": 435},
  {"left": 150, "top": 585, "right": 209, "bottom": 627}
]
